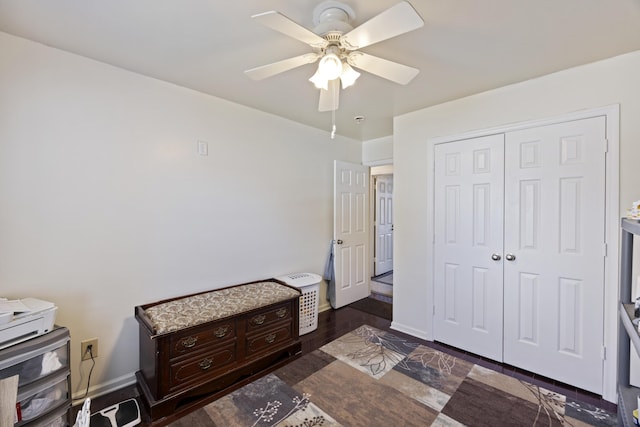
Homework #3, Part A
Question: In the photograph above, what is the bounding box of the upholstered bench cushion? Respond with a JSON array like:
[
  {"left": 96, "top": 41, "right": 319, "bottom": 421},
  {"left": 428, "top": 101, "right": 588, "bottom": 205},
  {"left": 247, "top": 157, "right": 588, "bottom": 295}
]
[{"left": 143, "top": 281, "right": 300, "bottom": 334}]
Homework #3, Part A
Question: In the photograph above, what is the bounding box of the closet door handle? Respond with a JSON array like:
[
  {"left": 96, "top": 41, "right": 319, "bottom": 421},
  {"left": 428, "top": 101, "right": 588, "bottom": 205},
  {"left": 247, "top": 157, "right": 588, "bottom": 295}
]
[
  {"left": 505, "top": 253, "right": 516, "bottom": 261},
  {"left": 491, "top": 253, "right": 501, "bottom": 261}
]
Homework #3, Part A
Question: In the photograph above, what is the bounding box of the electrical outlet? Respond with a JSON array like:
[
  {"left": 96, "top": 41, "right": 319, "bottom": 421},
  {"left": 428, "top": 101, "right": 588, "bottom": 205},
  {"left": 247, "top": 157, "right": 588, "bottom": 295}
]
[{"left": 81, "top": 338, "right": 98, "bottom": 361}]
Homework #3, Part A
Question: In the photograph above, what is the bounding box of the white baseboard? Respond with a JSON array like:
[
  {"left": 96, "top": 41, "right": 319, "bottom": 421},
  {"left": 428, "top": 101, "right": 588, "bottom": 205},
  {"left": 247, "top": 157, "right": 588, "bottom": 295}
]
[
  {"left": 318, "top": 301, "right": 331, "bottom": 313},
  {"left": 71, "top": 372, "right": 137, "bottom": 406},
  {"left": 390, "top": 321, "right": 430, "bottom": 341}
]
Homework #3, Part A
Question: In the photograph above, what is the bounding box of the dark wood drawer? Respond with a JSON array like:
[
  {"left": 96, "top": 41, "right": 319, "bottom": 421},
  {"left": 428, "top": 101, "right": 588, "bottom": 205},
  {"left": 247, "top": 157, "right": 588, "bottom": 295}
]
[
  {"left": 169, "top": 342, "right": 237, "bottom": 391},
  {"left": 246, "top": 323, "right": 293, "bottom": 357},
  {"left": 169, "top": 320, "right": 236, "bottom": 359},
  {"left": 245, "top": 303, "right": 292, "bottom": 332}
]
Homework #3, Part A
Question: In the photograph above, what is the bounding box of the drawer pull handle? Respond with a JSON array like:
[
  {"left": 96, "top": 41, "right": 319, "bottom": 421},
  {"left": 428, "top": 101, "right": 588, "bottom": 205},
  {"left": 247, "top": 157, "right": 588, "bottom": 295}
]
[
  {"left": 214, "top": 326, "right": 229, "bottom": 338},
  {"left": 182, "top": 336, "right": 198, "bottom": 348},
  {"left": 276, "top": 308, "right": 287, "bottom": 318},
  {"left": 252, "top": 315, "right": 266, "bottom": 325},
  {"left": 265, "top": 333, "right": 276, "bottom": 344},
  {"left": 199, "top": 358, "right": 213, "bottom": 370}
]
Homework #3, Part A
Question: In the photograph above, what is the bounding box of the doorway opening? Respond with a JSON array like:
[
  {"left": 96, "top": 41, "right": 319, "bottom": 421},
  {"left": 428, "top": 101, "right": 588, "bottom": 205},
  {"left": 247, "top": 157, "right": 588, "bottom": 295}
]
[
  {"left": 371, "top": 271, "right": 392, "bottom": 303},
  {"left": 370, "top": 165, "right": 393, "bottom": 303}
]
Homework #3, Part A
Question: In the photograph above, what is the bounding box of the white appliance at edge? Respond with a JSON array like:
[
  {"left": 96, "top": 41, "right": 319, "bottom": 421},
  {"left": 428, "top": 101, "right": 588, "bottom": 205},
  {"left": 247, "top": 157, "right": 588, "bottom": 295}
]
[{"left": 0, "top": 298, "right": 57, "bottom": 350}]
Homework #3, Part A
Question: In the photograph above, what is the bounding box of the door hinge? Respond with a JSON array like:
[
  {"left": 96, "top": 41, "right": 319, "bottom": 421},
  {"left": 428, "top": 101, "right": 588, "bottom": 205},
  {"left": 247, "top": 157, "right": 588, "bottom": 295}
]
[
  {"left": 432, "top": 305, "right": 436, "bottom": 316},
  {"left": 603, "top": 243, "right": 608, "bottom": 258},
  {"left": 601, "top": 345, "right": 606, "bottom": 360},
  {"left": 603, "top": 138, "right": 609, "bottom": 153}
]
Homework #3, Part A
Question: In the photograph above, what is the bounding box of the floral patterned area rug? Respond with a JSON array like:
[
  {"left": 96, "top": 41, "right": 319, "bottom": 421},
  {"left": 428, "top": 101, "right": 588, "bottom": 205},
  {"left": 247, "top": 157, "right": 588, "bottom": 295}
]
[{"left": 169, "top": 325, "right": 617, "bottom": 427}]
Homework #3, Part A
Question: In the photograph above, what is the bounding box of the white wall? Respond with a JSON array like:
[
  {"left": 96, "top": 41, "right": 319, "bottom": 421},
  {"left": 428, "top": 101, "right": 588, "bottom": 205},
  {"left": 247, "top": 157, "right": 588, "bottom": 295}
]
[
  {"left": 363, "top": 136, "right": 393, "bottom": 166},
  {"left": 0, "top": 32, "right": 361, "bottom": 399},
  {"left": 393, "top": 49, "right": 640, "bottom": 402}
]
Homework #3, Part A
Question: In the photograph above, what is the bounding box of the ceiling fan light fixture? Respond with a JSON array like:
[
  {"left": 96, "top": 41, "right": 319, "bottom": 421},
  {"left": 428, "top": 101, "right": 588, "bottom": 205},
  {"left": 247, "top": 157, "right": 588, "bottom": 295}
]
[
  {"left": 339, "top": 62, "right": 360, "bottom": 89},
  {"left": 309, "top": 68, "right": 329, "bottom": 90},
  {"left": 318, "top": 53, "right": 342, "bottom": 80},
  {"left": 309, "top": 50, "right": 343, "bottom": 89}
]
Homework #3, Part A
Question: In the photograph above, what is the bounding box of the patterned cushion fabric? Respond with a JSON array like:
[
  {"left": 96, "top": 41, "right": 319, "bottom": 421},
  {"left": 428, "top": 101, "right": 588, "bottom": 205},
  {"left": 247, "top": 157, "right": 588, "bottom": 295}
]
[{"left": 144, "top": 281, "right": 301, "bottom": 334}]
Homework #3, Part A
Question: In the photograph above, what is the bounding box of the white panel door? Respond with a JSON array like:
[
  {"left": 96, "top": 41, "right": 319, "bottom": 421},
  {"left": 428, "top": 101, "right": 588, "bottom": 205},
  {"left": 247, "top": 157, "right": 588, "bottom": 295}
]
[
  {"left": 374, "top": 174, "right": 393, "bottom": 276},
  {"left": 333, "top": 160, "right": 370, "bottom": 308},
  {"left": 434, "top": 134, "right": 505, "bottom": 361},
  {"left": 503, "top": 117, "right": 606, "bottom": 394}
]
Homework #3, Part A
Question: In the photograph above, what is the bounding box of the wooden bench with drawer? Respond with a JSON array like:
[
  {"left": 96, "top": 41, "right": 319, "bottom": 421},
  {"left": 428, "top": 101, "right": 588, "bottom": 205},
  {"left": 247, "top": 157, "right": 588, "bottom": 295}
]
[{"left": 134, "top": 279, "right": 302, "bottom": 425}]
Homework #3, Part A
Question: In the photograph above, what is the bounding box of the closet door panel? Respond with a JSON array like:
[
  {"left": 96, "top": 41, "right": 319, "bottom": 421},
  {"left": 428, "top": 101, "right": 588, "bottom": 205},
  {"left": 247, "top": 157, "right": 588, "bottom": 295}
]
[
  {"left": 503, "top": 116, "right": 606, "bottom": 394},
  {"left": 434, "top": 134, "right": 505, "bottom": 361}
]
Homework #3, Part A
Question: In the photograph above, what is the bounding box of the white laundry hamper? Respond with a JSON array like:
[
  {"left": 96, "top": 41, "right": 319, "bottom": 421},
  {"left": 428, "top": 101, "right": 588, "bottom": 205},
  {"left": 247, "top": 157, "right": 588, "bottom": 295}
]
[{"left": 277, "top": 273, "right": 321, "bottom": 335}]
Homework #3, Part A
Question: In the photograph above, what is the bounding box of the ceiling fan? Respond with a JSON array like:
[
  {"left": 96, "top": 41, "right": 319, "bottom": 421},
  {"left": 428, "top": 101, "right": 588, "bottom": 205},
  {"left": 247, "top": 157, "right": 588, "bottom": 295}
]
[{"left": 244, "top": 1, "right": 424, "bottom": 112}]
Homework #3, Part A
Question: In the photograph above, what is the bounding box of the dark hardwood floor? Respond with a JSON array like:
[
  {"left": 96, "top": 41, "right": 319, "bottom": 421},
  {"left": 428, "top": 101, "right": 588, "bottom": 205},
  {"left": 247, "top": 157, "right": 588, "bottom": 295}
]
[{"left": 75, "top": 296, "right": 616, "bottom": 425}]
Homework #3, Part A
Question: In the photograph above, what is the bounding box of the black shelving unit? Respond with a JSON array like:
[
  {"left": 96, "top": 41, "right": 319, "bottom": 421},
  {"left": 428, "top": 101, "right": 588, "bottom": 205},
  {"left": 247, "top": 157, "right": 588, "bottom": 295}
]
[{"left": 618, "top": 218, "right": 640, "bottom": 426}]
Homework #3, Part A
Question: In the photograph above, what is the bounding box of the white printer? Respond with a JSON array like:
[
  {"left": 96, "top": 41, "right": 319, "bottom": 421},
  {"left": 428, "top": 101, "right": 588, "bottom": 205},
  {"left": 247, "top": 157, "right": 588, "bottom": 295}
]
[{"left": 0, "top": 298, "right": 57, "bottom": 350}]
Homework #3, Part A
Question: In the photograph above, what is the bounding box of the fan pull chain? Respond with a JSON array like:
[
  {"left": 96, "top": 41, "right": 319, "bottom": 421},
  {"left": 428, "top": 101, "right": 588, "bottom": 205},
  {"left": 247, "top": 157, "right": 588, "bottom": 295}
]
[
  {"left": 330, "top": 80, "right": 337, "bottom": 139},
  {"left": 331, "top": 108, "right": 336, "bottom": 139}
]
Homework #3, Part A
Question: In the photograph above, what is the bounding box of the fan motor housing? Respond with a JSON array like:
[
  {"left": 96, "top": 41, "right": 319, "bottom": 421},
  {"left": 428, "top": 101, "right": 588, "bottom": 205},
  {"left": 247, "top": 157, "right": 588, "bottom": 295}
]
[{"left": 312, "top": 1, "right": 355, "bottom": 36}]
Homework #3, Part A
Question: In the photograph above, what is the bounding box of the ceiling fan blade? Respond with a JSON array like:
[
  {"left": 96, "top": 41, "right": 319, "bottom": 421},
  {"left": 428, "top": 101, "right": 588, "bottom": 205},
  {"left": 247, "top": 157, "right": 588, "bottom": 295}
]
[
  {"left": 318, "top": 79, "right": 340, "bottom": 112},
  {"left": 341, "top": 1, "right": 424, "bottom": 50},
  {"left": 245, "top": 53, "right": 320, "bottom": 81},
  {"left": 252, "top": 11, "right": 328, "bottom": 49},
  {"left": 347, "top": 52, "right": 419, "bottom": 85}
]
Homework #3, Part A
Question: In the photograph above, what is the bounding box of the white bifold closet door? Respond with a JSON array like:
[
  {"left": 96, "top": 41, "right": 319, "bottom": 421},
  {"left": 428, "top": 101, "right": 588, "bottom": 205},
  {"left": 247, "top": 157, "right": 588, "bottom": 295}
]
[
  {"left": 502, "top": 117, "right": 606, "bottom": 393},
  {"left": 434, "top": 116, "right": 606, "bottom": 394},
  {"left": 433, "top": 134, "right": 505, "bottom": 362}
]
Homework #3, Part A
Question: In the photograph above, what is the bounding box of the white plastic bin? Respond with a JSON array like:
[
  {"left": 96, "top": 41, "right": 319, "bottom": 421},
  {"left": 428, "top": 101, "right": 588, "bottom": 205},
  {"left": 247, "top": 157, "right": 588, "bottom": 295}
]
[{"left": 277, "top": 273, "right": 321, "bottom": 335}]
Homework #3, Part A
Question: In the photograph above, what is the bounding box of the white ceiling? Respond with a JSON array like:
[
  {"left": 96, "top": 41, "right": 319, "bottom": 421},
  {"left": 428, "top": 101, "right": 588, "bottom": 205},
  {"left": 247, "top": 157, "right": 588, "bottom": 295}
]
[{"left": 1, "top": 0, "right": 640, "bottom": 141}]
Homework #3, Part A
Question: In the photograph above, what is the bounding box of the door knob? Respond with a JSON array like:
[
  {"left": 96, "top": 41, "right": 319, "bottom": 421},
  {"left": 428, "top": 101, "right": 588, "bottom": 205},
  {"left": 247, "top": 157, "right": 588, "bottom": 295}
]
[
  {"left": 491, "top": 253, "right": 501, "bottom": 261},
  {"left": 336, "top": 239, "right": 343, "bottom": 245},
  {"left": 505, "top": 253, "right": 516, "bottom": 261}
]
